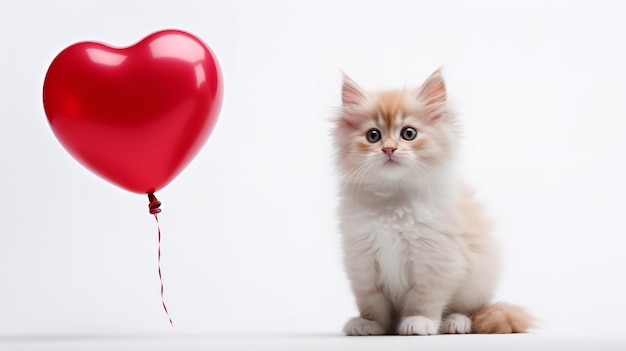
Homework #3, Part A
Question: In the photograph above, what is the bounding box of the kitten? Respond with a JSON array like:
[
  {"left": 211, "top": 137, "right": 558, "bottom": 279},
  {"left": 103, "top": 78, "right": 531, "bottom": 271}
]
[{"left": 332, "top": 69, "right": 534, "bottom": 335}]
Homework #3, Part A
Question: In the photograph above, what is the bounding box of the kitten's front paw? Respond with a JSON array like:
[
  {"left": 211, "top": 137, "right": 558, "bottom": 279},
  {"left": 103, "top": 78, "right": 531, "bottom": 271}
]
[
  {"left": 441, "top": 313, "right": 471, "bottom": 334},
  {"left": 343, "top": 317, "right": 385, "bottom": 336},
  {"left": 397, "top": 316, "right": 440, "bottom": 335}
]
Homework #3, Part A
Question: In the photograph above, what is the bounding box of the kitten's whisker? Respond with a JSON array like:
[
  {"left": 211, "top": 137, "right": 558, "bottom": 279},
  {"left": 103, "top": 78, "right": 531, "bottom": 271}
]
[
  {"left": 407, "top": 161, "right": 436, "bottom": 202},
  {"left": 343, "top": 160, "right": 373, "bottom": 202},
  {"left": 357, "top": 161, "right": 376, "bottom": 202},
  {"left": 360, "top": 161, "right": 375, "bottom": 202}
]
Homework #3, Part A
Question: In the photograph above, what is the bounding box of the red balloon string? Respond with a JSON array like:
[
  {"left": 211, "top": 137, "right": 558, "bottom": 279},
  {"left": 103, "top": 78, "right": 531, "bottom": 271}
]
[{"left": 148, "top": 193, "right": 173, "bottom": 326}]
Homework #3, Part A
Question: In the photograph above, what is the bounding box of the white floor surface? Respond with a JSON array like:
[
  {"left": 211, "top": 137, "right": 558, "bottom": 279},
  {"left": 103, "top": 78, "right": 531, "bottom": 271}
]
[{"left": 2, "top": 333, "right": 626, "bottom": 351}]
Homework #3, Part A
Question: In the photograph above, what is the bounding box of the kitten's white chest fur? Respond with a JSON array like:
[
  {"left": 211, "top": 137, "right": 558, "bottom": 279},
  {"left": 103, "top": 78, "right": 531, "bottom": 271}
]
[
  {"left": 371, "top": 205, "right": 418, "bottom": 304},
  {"left": 344, "top": 194, "right": 462, "bottom": 309}
]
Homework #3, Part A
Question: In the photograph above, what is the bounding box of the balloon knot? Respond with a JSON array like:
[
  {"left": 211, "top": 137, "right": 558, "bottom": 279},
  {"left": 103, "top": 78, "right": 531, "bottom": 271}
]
[{"left": 148, "top": 193, "right": 162, "bottom": 215}]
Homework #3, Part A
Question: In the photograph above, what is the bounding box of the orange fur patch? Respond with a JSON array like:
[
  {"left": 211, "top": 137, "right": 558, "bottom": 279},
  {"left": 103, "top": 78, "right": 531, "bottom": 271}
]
[
  {"left": 471, "top": 303, "right": 535, "bottom": 333},
  {"left": 356, "top": 140, "right": 377, "bottom": 153},
  {"left": 407, "top": 135, "right": 428, "bottom": 151},
  {"left": 377, "top": 90, "right": 404, "bottom": 131}
]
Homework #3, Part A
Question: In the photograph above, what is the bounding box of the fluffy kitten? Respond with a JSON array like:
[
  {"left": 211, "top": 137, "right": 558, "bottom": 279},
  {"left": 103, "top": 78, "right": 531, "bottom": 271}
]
[{"left": 332, "top": 69, "right": 533, "bottom": 335}]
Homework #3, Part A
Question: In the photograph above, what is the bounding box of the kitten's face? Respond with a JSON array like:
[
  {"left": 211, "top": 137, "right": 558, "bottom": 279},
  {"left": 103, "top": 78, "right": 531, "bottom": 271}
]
[{"left": 333, "top": 70, "right": 459, "bottom": 189}]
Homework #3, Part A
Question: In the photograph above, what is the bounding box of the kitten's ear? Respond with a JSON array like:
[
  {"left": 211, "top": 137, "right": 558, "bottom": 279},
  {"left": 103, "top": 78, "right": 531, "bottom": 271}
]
[
  {"left": 417, "top": 68, "right": 446, "bottom": 105},
  {"left": 342, "top": 73, "right": 366, "bottom": 107}
]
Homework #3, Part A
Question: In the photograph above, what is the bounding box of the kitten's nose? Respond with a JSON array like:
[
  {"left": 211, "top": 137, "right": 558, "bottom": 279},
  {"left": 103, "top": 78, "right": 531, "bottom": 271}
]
[{"left": 382, "top": 147, "right": 397, "bottom": 156}]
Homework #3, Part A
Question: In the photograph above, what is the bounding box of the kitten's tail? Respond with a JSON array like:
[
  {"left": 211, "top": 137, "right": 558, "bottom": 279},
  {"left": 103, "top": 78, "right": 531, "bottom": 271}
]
[{"left": 470, "top": 302, "right": 535, "bottom": 334}]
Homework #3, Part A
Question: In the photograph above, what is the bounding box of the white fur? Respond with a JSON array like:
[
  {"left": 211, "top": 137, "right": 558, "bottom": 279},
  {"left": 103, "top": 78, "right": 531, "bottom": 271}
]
[
  {"left": 442, "top": 313, "right": 472, "bottom": 334},
  {"left": 340, "top": 177, "right": 467, "bottom": 312},
  {"left": 398, "top": 316, "right": 440, "bottom": 335},
  {"left": 343, "top": 317, "right": 385, "bottom": 336}
]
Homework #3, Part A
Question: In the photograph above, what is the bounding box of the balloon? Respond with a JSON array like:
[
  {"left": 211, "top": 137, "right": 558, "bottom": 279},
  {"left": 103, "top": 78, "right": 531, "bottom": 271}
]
[{"left": 43, "top": 29, "right": 223, "bottom": 194}]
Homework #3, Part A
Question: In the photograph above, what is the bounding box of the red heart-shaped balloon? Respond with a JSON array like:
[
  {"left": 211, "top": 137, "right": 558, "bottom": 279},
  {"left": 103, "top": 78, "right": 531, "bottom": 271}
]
[{"left": 43, "top": 29, "right": 223, "bottom": 194}]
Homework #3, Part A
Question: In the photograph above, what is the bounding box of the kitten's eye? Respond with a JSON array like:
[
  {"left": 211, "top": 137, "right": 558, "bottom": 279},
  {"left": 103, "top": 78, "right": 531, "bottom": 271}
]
[
  {"left": 365, "top": 129, "right": 382, "bottom": 143},
  {"left": 401, "top": 127, "right": 418, "bottom": 141}
]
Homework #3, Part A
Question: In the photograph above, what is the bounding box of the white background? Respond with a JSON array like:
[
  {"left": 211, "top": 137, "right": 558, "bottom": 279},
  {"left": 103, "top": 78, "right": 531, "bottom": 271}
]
[{"left": 2, "top": 0, "right": 626, "bottom": 349}]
